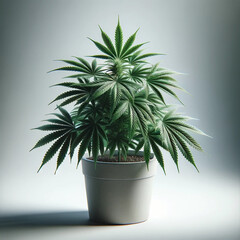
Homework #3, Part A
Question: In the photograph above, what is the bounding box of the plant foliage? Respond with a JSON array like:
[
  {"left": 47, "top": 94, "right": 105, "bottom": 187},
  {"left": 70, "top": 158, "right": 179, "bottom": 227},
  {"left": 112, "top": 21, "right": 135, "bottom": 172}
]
[{"left": 31, "top": 18, "right": 207, "bottom": 173}]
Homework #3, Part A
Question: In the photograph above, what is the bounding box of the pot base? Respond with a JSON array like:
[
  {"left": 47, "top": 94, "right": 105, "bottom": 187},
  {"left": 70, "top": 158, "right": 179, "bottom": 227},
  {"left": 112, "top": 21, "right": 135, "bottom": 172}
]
[
  {"left": 89, "top": 216, "right": 148, "bottom": 225},
  {"left": 82, "top": 156, "right": 156, "bottom": 225}
]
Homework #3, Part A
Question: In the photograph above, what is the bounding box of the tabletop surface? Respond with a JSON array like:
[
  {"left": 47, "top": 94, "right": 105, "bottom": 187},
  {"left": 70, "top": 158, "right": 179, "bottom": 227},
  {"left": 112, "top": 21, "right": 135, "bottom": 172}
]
[{"left": 0, "top": 170, "right": 239, "bottom": 240}]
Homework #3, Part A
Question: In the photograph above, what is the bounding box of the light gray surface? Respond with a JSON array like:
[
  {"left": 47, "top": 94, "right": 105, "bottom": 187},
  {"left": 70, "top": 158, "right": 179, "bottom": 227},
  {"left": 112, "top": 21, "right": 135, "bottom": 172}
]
[
  {"left": 0, "top": 0, "right": 240, "bottom": 239},
  {"left": 0, "top": 170, "right": 239, "bottom": 240}
]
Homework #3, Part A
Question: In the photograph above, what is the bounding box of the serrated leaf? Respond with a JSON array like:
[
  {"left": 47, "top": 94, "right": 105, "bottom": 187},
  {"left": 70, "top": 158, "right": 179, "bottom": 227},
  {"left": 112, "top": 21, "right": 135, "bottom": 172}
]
[
  {"left": 33, "top": 124, "right": 71, "bottom": 131},
  {"left": 74, "top": 57, "right": 92, "bottom": 72},
  {"left": 77, "top": 130, "right": 92, "bottom": 166},
  {"left": 168, "top": 125, "right": 203, "bottom": 151},
  {"left": 149, "top": 84, "right": 166, "bottom": 104},
  {"left": 38, "top": 135, "right": 66, "bottom": 172},
  {"left": 70, "top": 129, "right": 89, "bottom": 158},
  {"left": 135, "top": 139, "right": 144, "bottom": 154},
  {"left": 122, "top": 42, "right": 148, "bottom": 58},
  {"left": 49, "top": 90, "right": 83, "bottom": 105},
  {"left": 49, "top": 66, "right": 89, "bottom": 73},
  {"left": 92, "top": 128, "right": 99, "bottom": 163},
  {"left": 92, "top": 59, "right": 97, "bottom": 71},
  {"left": 58, "top": 95, "right": 83, "bottom": 107},
  {"left": 88, "top": 54, "right": 110, "bottom": 59},
  {"left": 99, "top": 134, "right": 105, "bottom": 155},
  {"left": 59, "top": 60, "right": 88, "bottom": 71},
  {"left": 91, "top": 82, "right": 114, "bottom": 99},
  {"left": 150, "top": 138, "right": 165, "bottom": 174},
  {"left": 134, "top": 107, "right": 148, "bottom": 137},
  {"left": 55, "top": 135, "right": 71, "bottom": 172},
  {"left": 135, "top": 53, "right": 162, "bottom": 61},
  {"left": 121, "top": 29, "right": 139, "bottom": 57},
  {"left": 44, "top": 118, "right": 71, "bottom": 126},
  {"left": 51, "top": 82, "right": 79, "bottom": 89},
  {"left": 115, "top": 18, "right": 123, "bottom": 56},
  {"left": 30, "top": 130, "right": 69, "bottom": 151},
  {"left": 173, "top": 133, "right": 199, "bottom": 172},
  {"left": 112, "top": 101, "right": 128, "bottom": 122},
  {"left": 144, "top": 139, "right": 150, "bottom": 167},
  {"left": 57, "top": 106, "right": 73, "bottom": 124},
  {"left": 99, "top": 26, "right": 116, "bottom": 56},
  {"left": 88, "top": 38, "right": 114, "bottom": 58}
]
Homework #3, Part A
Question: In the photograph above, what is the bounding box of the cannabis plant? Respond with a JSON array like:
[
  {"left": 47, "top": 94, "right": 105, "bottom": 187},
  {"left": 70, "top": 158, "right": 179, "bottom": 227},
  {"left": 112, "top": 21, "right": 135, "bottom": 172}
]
[{"left": 31, "top": 19, "right": 207, "bottom": 173}]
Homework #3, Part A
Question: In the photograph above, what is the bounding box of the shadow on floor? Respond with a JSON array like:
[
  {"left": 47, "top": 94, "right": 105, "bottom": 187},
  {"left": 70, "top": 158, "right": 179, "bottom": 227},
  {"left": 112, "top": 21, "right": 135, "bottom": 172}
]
[{"left": 0, "top": 210, "right": 103, "bottom": 228}]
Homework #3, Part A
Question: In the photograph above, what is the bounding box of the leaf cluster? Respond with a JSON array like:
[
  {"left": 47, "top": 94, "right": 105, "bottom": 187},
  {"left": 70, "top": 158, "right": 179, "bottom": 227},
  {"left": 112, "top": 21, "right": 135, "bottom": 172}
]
[{"left": 31, "top": 18, "right": 207, "bottom": 173}]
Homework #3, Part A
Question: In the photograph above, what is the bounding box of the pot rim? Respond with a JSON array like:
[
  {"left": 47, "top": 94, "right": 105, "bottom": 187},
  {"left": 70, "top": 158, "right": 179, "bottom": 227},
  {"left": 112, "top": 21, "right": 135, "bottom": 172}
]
[
  {"left": 82, "top": 150, "right": 154, "bottom": 166},
  {"left": 82, "top": 157, "right": 155, "bottom": 165}
]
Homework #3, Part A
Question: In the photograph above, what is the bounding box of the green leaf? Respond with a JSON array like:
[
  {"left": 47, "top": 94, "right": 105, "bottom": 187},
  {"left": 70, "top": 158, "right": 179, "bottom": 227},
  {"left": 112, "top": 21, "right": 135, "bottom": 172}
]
[
  {"left": 33, "top": 124, "right": 71, "bottom": 131},
  {"left": 69, "top": 132, "right": 77, "bottom": 160},
  {"left": 168, "top": 122, "right": 209, "bottom": 136},
  {"left": 43, "top": 119, "right": 71, "bottom": 126},
  {"left": 70, "top": 129, "right": 89, "bottom": 158},
  {"left": 135, "top": 139, "right": 144, "bottom": 154},
  {"left": 38, "top": 135, "right": 66, "bottom": 172},
  {"left": 135, "top": 53, "right": 163, "bottom": 61},
  {"left": 121, "top": 29, "right": 139, "bottom": 57},
  {"left": 157, "top": 84, "right": 183, "bottom": 104},
  {"left": 88, "top": 55, "right": 110, "bottom": 59},
  {"left": 97, "top": 125, "right": 107, "bottom": 141},
  {"left": 169, "top": 134, "right": 179, "bottom": 171},
  {"left": 87, "top": 140, "right": 92, "bottom": 156},
  {"left": 150, "top": 138, "right": 165, "bottom": 174},
  {"left": 51, "top": 82, "right": 80, "bottom": 89},
  {"left": 30, "top": 130, "right": 68, "bottom": 151},
  {"left": 49, "top": 113, "right": 71, "bottom": 123},
  {"left": 77, "top": 130, "right": 92, "bottom": 166},
  {"left": 49, "top": 90, "right": 83, "bottom": 105},
  {"left": 112, "top": 101, "right": 128, "bottom": 122},
  {"left": 109, "top": 142, "right": 117, "bottom": 158},
  {"left": 92, "top": 59, "right": 97, "bottom": 71},
  {"left": 161, "top": 124, "right": 179, "bottom": 171},
  {"left": 59, "top": 60, "right": 89, "bottom": 71},
  {"left": 57, "top": 106, "right": 73, "bottom": 124},
  {"left": 88, "top": 38, "right": 114, "bottom": 58},
  {"left": 55, "top": 135, "right": 71, "bottom": 172},
  {"left": 99, "top": 134, "right": 105, "bottom": 155},
  {"left": 58, "top": 95, "right": 83, "bottom": 107},
  {"left": 134, "top": 107, "right": 148, "bottom": 137},
  {"left": 99, "top": 26, "right": 116, "bottom": 56},
  {"left": 144, "top": 139, "right": 150, "bottom": 167},
  {"left": 91, "top": 82, "right": 114, "bottom": 99},
  {"left": 173, "top": 133, "right": 199, "bottom": 172},
  {"left": 115, "top": 18, "right": 123, "bottom": 56},
  {"left": 122, "top": 42, "right": 148, "bottom": 58},
  {"left": 92, "top": 128, "right": 99, "bottom": 163},
  {"left": 49, "top": 66, "right": 89, "bottom": 73},
  {"left": 168, "top": 124, "right": 203, "bottom": 151},
  {"left": 128, "top": 105, "right": 135, "bottom": 136},
  {"left": 149, "top": 84, "right": 166, "bottom": 104},
  {"left": 74, "top": 57, "right": 92, "bottom": 72}
]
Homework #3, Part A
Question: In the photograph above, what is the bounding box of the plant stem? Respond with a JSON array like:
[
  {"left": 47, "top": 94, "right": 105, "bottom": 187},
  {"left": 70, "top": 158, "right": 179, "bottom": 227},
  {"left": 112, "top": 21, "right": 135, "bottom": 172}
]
[{"left": 118, "top": 149, "right": 121, "bottom": 162}]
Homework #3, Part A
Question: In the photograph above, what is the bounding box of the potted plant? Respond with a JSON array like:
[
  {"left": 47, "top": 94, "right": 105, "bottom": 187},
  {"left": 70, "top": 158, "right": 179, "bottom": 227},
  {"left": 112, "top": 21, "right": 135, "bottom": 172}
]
[{"left": 31, "top": 18, "right": 207, "bottom": 224}]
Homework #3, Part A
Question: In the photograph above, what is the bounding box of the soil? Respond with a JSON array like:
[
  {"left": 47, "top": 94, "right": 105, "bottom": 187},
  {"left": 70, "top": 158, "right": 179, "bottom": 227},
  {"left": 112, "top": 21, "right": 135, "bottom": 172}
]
[{"left": 88, "top": 155, "right": 145, "bottom": 162}]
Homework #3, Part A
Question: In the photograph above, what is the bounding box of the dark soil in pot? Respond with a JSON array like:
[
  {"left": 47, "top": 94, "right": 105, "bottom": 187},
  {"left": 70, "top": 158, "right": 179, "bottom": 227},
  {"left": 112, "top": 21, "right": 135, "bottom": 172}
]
[{"left": 88, "top": 155, "right": 145, "bottom": 162}]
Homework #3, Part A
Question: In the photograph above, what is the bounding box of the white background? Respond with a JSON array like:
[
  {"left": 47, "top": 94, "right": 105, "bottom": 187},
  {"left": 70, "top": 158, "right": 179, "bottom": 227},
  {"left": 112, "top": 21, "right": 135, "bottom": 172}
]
[{"left": 0, "top": 0, "right": 239, "bottom": 239}]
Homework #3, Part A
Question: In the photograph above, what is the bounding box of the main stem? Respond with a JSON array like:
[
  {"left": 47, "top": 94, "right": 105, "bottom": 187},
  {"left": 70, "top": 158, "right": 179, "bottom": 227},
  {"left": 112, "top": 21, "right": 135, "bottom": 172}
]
[{"left": 118, "top": 149, "right": 121, "bottom": 162}]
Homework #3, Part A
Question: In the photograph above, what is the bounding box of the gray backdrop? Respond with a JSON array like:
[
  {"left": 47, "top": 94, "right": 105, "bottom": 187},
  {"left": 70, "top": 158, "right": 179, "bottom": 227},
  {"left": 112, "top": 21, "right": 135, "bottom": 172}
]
[{"left": 0, "top": 0, "right": 239, "bottom": 240}]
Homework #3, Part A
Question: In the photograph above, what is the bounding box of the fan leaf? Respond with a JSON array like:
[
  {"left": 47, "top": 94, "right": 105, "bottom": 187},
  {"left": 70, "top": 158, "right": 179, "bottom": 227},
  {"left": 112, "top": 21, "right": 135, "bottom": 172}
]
[
  {"left": 115, "top": 18, "right": 123, "bottom": 56},
  {"left": 38, "top": 135, "right": 67, "bottom": 172}
]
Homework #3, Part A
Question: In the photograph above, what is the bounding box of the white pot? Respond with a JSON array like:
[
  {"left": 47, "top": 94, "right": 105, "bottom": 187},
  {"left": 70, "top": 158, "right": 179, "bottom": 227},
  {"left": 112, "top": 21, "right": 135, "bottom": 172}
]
[{"left": 82, "top": 152, "right": 157, "bottom": 224}]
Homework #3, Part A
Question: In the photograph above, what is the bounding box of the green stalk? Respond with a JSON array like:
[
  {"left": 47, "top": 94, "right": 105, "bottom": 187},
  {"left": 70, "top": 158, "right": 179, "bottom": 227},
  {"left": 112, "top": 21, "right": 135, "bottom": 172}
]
[{"left": 118, "top": 148, "right": 121, "bottom": 162}]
